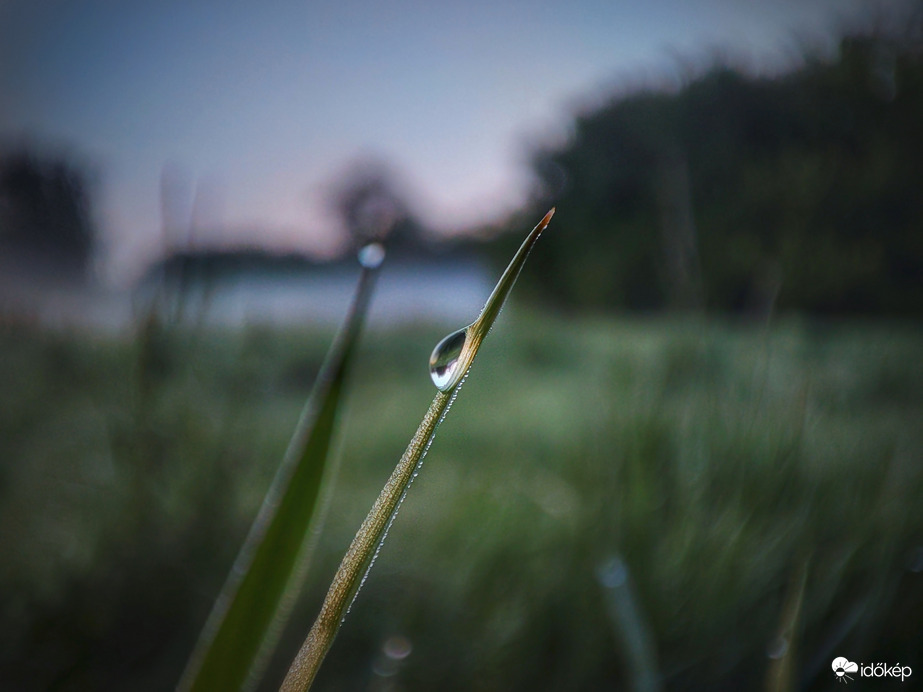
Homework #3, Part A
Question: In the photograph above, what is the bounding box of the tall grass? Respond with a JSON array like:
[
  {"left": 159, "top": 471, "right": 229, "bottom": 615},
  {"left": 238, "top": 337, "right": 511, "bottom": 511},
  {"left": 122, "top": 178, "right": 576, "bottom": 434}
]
[{"left": 0, "top": 317, "right": 920, "bottom": 690}]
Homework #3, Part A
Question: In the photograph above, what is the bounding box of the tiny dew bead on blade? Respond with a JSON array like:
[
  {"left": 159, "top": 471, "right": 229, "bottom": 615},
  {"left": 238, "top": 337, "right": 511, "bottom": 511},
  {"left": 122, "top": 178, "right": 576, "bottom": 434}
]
[{"left": 428, "top": 208, "right": 555, "bottom": 392}]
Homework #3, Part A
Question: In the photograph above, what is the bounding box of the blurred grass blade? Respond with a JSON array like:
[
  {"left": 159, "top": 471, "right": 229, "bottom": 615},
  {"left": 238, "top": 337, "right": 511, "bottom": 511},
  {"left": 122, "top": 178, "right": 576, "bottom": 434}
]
[
  {"left": 178, "top": 250, "right": 383, "bottom": 692},
  {"left": 765, "top": 556, "right": 810, "bottom": 692},
  {"left": 597, "top": 555, "right": 661, "bottom": 692},
  {"left": 280, "top": 209, "right": 555, "bottom": 692}
]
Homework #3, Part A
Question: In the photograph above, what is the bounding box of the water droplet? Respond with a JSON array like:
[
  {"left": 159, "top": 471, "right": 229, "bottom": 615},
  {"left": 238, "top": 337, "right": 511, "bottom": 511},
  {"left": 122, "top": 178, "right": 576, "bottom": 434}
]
[
  {"left": 424, "top": 210, "right": 554, "bottom": 391},
  {"left": 358, "top": 242, "right": 385, "bottom": 269},
  {"left": 596, "top": 556, "right": 628, "bottom": 589},
  {"left": 383, "top": 634, "right": 413, "bottom": 660},
  {"left": 429, "top": 327, "right": 468, "bottom": 391},
  {"left": 371, "top": 655, "right": 399, "bottom": 678},
  {"left": 766, "top": 635, "right": 788, "bottom": 659}
]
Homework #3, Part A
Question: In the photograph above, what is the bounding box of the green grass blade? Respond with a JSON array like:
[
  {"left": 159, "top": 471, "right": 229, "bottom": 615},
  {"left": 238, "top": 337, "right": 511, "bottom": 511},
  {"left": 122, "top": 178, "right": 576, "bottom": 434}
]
[
  {"left": 280, "top": 209, "right": 555, "bottom": 691},
  {"left": 765, "top": 556, "right": 810, "bottom": 692},
  {"left": 597, "top": 555, "right": 661, "bottom": 692},
  {"left": 178, "top": 255, "right": 382, "bottom": 692}
]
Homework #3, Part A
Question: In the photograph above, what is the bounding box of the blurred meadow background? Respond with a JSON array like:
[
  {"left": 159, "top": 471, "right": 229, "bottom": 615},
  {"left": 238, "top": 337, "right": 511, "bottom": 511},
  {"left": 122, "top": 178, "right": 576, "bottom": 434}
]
[{"left": 2, "top": 1, "right": 922, "bottom": 690}]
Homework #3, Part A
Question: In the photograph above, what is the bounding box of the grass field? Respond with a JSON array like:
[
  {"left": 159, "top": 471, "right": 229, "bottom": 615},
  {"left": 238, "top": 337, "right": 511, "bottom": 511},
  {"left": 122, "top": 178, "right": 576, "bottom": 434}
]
[{"left": 1, "top": 312, "right": 921, "bottom": 691}]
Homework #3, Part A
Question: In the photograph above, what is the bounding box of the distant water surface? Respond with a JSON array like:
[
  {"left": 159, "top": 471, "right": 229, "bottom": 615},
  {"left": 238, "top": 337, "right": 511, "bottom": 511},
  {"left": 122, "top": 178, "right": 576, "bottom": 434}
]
[{"left": 1, "top": 259, "right": 494, "bottom": 332}]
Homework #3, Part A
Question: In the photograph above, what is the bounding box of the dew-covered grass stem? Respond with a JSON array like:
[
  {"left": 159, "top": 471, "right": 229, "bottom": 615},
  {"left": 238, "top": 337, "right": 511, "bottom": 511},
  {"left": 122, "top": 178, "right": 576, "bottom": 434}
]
[{"left": 280, "top": 209, "right": 555, "bottom": 691}]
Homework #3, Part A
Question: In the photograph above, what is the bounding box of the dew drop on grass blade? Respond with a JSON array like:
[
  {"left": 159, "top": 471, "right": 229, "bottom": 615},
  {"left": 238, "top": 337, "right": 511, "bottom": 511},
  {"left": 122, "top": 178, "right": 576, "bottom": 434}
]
[{"left": 281, "top": 208, "right": 555, "bottom": 692}]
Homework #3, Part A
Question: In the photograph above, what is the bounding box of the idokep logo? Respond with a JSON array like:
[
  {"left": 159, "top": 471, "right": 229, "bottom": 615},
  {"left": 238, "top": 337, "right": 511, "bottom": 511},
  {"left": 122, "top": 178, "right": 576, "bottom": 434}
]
[
  {"left": 832, "top": 658, "right": 859, "bottom": 683},
  {"left": 832, "top": 657, "right": 913, "bottom": 684}
]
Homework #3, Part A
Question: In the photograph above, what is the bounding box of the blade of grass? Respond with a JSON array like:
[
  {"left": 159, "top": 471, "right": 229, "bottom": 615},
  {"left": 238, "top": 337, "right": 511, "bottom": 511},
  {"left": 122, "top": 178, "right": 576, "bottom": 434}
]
[
  {"left": 178, "top": 249, "right": 383, "bottom": 692},
  {"left": 765, "top": 556, "right": 810, "bottom": 692},
  {"left": 280, "top": 208, "right": 555, "bottom": 692},
  {"left": 597, "top": 555, "right": 661, "bottom": 692}
]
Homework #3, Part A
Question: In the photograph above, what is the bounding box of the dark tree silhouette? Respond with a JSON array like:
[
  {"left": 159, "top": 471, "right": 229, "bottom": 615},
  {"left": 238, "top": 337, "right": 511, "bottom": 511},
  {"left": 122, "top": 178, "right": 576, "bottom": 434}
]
[
  {"left": 329, "top": 158, "right": 430, "bottom": 257},
  {"left": 0, "top": 149, "right": 95, "bottom": 274},
  {"left": 500, "top": 24, "right": 923, "bottom": 316}
]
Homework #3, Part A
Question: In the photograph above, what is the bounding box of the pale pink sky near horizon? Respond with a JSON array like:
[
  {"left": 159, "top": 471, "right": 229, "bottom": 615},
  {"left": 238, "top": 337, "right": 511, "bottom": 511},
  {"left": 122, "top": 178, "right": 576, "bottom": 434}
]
[{"left": 0, "top": 0, "right": 892, "bottom": 284}]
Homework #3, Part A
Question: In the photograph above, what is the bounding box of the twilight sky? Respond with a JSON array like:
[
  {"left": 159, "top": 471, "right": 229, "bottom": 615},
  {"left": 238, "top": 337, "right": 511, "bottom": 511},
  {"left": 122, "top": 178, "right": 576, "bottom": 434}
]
[{"left": 0, "top": 0, "right": 883, "bottom": 282}]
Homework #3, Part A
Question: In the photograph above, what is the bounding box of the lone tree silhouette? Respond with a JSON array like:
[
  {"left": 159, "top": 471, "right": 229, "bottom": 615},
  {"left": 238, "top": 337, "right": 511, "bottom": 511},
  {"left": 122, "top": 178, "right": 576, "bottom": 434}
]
[{"left": 329, "top": 158, "right": 430, "bottom": 257}]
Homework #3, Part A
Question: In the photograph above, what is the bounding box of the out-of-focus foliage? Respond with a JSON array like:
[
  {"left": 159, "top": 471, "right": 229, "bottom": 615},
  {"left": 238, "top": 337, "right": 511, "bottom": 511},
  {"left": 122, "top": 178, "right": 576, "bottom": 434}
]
[
  {"left": 1, "top": 317, "right": 921, "bottom": 691},
  {"left": 0, "top": 148, "right": 96, "bottom": 274},
  {"left": 502, "top": 27, "right": 923, "bottom": 315}
]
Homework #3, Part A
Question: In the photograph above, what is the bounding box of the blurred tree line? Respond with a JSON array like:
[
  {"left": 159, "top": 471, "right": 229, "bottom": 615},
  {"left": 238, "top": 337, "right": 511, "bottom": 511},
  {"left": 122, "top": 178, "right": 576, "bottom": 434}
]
[
  {"left": 0, "top": 148, "right": 95, "bottom": 276},
  {"left": 499, "top": 26, "right": 923, "bottom": 316}
]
